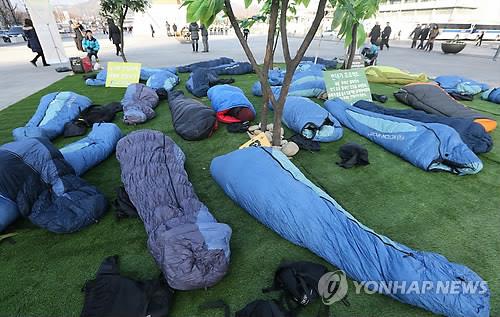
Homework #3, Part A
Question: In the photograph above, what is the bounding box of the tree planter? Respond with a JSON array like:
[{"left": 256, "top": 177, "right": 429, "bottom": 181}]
[{"left": 441, "top": 42, "right": 466, "bottom": 54}]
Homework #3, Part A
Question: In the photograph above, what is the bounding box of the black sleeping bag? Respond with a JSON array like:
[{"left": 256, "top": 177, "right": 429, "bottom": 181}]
[
  {"left": 167, "top": 90, "right": 217, "bottom": 140},
  {"left": 354, "top": 100, "right": 493, "bottom": 154}
]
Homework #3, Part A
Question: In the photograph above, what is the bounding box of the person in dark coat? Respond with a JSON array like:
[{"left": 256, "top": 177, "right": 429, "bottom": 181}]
[
  {"left": 380, "top": 22, "right": 392, "bottom": 50},
  {"left": 165, "top": 20, "right": 171, "bottom": 36},
  {"left": 108, "top": 19, "right": 121, "bottom": 56},
  {"left": 243, "top": 28, "right": 249, "bottom": 41},
  {"left": 150, "top": 24, "right": 155, "bottom": 38},
  {"left": 369, "top": 22, "right": 381, "bottom": 45},
  {"left": 417, "top": 24, "right": 430, "bottom": 49},
  {"left": 200, "top": 24, "right": 209, "bottom": 52},
  {"left": 71, "top": 20, "right": 84, "bottom": 51},
  {"left": 172, "top": 23, "right": 177, "bottom": 36},
  {"left": 189, "top": 22, "right": 200, "bottom": 52},
  {"left": 23, "top": 19, "right": 50, "bottom": 67},
  {"left": 475, "top": 31, "right": 485, "bottom": 46},
  {"left": 409, "top": 24, "right": 422, "bottom": 48}
]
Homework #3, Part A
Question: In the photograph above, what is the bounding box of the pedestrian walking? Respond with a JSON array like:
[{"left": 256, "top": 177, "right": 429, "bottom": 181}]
[
  {"left": 166, "top": 20, "right": 171, "bottom": 36},
  {"left": 409, "top": 24, "right": 422, "bottom": 48},
  {"left": 23, "top": 18, "right": 50, "bottom": 67},
  {"left": 493, "top": 44, "right": 500, "bottom": 61},
  {"left": 424, "top": 24, "right": 439, "bottom": 52},
  {"left": 475, "top": 31, "right": 485, "bottom": 47},
  {"left": 380, "top": 22, "right": 392, "bottom": 50},
  {"left": 71, "top": 20, "right": 84, "bottom": 51},
  {"left": 172, "top": 23, "right": 177, "bottom": 36},
  {"left": 108, "top": 19, "right": 122, "bottom": 56},
  {"left": 150, "top": 24, "right": 155, "bottom": 38},
  {"left": 82, "top": 30, "right": 100, "bottom": 62},
  {"left": 369, "top": 22, "right": 381, "bottom": 45},
  {"left": 417, "top": 24, "right": 430, "bottom": 49},
  {"left": 243, "top": 28, "right": 249, "bottom": 41},
  {"left": 200, "top": 24, "right": 209, "bottom": 52},
  {"left": 189, "top": 22, "right": 200, "bottom": 52}
]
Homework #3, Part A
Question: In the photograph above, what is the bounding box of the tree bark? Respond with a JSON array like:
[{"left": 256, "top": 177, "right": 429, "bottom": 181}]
[
  {"left": 119, "top": 7, "right": 128, "bottom": 62},
  {"left": 271, "top": 0, "right": 327, "bottom": 146},
  {"left": 345, "top": 22, "right": 358, "bottom": 69}
]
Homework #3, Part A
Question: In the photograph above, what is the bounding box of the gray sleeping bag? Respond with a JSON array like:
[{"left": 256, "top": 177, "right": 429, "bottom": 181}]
[{"left": 116, "top": 130, "right": 231, "bottom": 290}]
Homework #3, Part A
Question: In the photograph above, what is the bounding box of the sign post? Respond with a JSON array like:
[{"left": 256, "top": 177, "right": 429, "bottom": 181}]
[
  {"left": 105, "top": 62, "right": 142, "bottom": 88},
  {"left": 323, "top": 68, "right": 372, "bottom": 104}
]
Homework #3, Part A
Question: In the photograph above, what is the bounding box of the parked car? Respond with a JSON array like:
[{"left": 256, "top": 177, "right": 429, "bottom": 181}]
[{"left": 6, "top": 26, "right": 27, "bottom": 41}]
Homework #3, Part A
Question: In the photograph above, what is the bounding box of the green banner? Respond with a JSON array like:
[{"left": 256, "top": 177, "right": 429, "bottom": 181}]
[{"left": 323, "top": 68, "right": 372, "bottom": 104}]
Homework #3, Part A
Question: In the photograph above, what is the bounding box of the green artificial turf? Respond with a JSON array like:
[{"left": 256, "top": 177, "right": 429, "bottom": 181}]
[{"left": 0, "top": 72, "right": 499, "bottom": 317}]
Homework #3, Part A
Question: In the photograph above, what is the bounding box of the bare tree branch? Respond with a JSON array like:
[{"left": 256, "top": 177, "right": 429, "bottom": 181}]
[{"left": 280, "top": 0, "right": 291, "bottom": 64}]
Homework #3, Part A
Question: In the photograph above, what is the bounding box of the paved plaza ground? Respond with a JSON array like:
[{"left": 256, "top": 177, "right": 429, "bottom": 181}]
[{"left": 1, "top": 32, "right": 499, "bottom": 110}]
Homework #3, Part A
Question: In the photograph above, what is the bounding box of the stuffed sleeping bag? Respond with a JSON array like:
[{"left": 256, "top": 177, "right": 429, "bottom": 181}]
[
  {"left": 177, "top": 57, "right": 234, "bottom": 73},
  {"left": 85, "top": 70, "right": 107, "bottom": 86},
  {"left": 325, "top": 98, "right": 483, "bottom": 175},
  {"left": 271, "top": 96, "right": 343, "bottom": 142},
  {"left": 116, "top": 130, "right": 232, "bottom": 290},
  {"left": 13, "top": 92, "right": 92, "bottom": 141},
  {"left": 211, "top": 146, "right": 489, "bottom": 317},
  {"left": 140, "top": 67, "right": 177, "bottom": 81},
  {"left": 482, "top": 88, "right": 500, "bottom": 104},
  {"left": 435, "top": 76, "right": 489, "bottom": 96},
  {"left": 0, "top": 137, "right": 107, "bottom": 233},
  {"left": 365, "top": 66, "right": 428, "bottom": 84},
  {"left": 394, "top": 83, "right": 497, "bottom": 132},
  {"left": 167, "top": 90, "right": 217, "bottom": 140},
  {"left": 354, "top": 100, "right": 493, "bottom": 154},
  {"left": 146, "top": 70, "right": 179, "bottom": 91},
  {"left": 121, "top": 83, "right": 159, "bottom": 125},
  {"left": 207, "top": 85, "right": 256, "bottom": 123},
  {"left": 60, "top": 123, "right": 122, "bottom": 176}
]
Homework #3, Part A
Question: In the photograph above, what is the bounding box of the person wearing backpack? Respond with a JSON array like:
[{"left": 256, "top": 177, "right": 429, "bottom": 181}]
[{"left": 82, "top": 30, "right": 100, "bottom": 62}]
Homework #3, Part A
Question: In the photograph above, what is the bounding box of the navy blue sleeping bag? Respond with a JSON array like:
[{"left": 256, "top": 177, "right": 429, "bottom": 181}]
[
  {"left": 0, "top": 137, "right": 107, "bottom": 233},
  {"left": 325, "top": 99, "right": 483, "bottom": 175},
  {"left": 60, "top": 123, "right": 122, "bottom": 176},
  {"left": 208, "top": 62, "right": 253, "bottom": 75},
  {"left": 354, "top": 100, "right": 493, "bottom": 154},
  {"left": 301, "top": 56, "right": 338, "bottom": 69},
  {"left": 271, "top": 96, "right": 343, "bottom": 142},
  {"left": 185, "top": 69, "right": 220, "bottom": 97},
  {"left": 13, "top": 92, "right": 92, "bottom": 141},
  {"left": 211, "top": 146, "right": 489, "bottom": 317},
  {"left": 177, "top": 57, "right": 234, "bottom": 73},
  {"left": 140, "top": 67, "right": 177, "bottom": 81}
]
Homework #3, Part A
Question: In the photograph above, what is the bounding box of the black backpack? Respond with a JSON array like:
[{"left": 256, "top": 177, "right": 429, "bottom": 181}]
[
  {"left": 201, "top": 299, "right": 291, "bottom": 317},
  {"left": 81, "top": 256, "right": 174, "bottom": 317}
]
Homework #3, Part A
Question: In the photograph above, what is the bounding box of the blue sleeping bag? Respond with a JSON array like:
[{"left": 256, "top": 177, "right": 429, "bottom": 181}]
[
  {"left": 13, "top": 92, "right": 92, "bottom": 141},
  {"left": 325, "top": 98, "right": 483, "bottom": 175},
  {"left": 146, "top": 70, "right": 179, "bottom": 91},
  {"left": 211, "top": 146, "right": 489, "bottom": 317},
  {"left": 140, "top": 67, "right": 177, "bottom": 81},
  {"left": 271, "top": 96, "right": 343, "bottom": 142},
  {"left": 208, "top": 62, "right": 253, "bottom": 75},
  {"left": 482, "top": 88, "right": 500, "bottom": 104},
  {"left": 185, "top": 69, "right": 220, "bottom": 98},
  {"left": 86, "top": 70, "right": 107, "bottom": 86},
  {"left": 354, "top": 100, "right": 493, "bottom": 154},
  {"left": 435, "top": 76, "right": 489, "bottom": 95},
  {"left": 0, "top": 137, "right": 107, "bottom": 233},
  {"left": 301, "top": 56, "right": 338, "bottom": 69},
  {"left": 207, "top": 85, "right": 255, "bottom": 114},
  {"left": 177, "top": 57, "right": 234, "bottom": 73},
  {"left": 60, "top": 123, "right": 122, "bottom": 176}
]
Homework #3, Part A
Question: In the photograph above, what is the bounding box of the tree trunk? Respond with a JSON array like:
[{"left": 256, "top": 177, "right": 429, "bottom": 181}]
[
  {"left": 119, "top": 7, "right": 128, "bottom": 62},
  {"left": 345, "top": 23, "right": 358, "bottom": 69}
]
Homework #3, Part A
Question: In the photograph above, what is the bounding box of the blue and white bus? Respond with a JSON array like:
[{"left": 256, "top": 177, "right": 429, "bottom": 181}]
[{"left": 436, "top": 23, "right": 500, "bottom": 41}]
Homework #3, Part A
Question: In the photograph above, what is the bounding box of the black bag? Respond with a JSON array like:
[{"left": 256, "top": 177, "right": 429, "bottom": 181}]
[
  {"left": 337, "top": 142, "right": 370, "bottom": 169},
  {"left": 114, "top": 186, "right": 138, "bottom": 219},
  {"left": 200, "top": 299, "right": 290, "bottom": 317},
  {"left": 81, "top": 256, "right": 174, "bottom": 317},
  {"left": 290, "top": 135, "right": 320, "bottom": 152},
  {"left": 70, "top": 57, "right": 85, "bottom": 73},
  {"left": 64, "top": 103, "right": 123, "bottom": 137}
]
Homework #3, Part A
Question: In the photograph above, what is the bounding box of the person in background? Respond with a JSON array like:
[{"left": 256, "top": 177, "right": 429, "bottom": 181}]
[
  {"left": 71, "top": 20, "right": 84, "bottom": 51},
  {"left": 189, "top": 22, "right": 200, "bottom": 52},
  {"left": 82, "top": 30, "right": 100, "bottom": 62},
  {"left": 166, "top": 20, "right": 171, "bottom": 36},
  {"left": 369, "top": 22, "right": 381, "bottom": 45},
  {"left": 424, "top": 24, "right": 439, "bottom": 52},
  {"left": 172, "top": 23, "right": 178, "bottom": 36},
  {"left": 409, "top": 24, "right": 422, "bottom": 48},
  {"left": 243, "top": 27, "right": 249, "bottom": 41},
  {"left": 200, "top": 24, "right": 209, "bottom": 52},
  {"left": 108, "top": 19, "right": 121, "bottom": 56},
  {"left": 417, "top": 24, "right": 430, "bottom": 49},
  {"left": 23, "top": 19, "right": 50, "bottom": 67},
  {"left": 476, "top": 31, "right": 485, "bottom": 47},
  {"left": 380, "top": 22, "right": 391, "bottom": 50},
  {"left": 150, "top": 24, "right": 155, "bottom": 38}
]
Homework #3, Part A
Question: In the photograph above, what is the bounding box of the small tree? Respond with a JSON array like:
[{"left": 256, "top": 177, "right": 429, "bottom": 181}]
[{"left": 100, "top": 0, "right": 149, "bottom": 62}]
